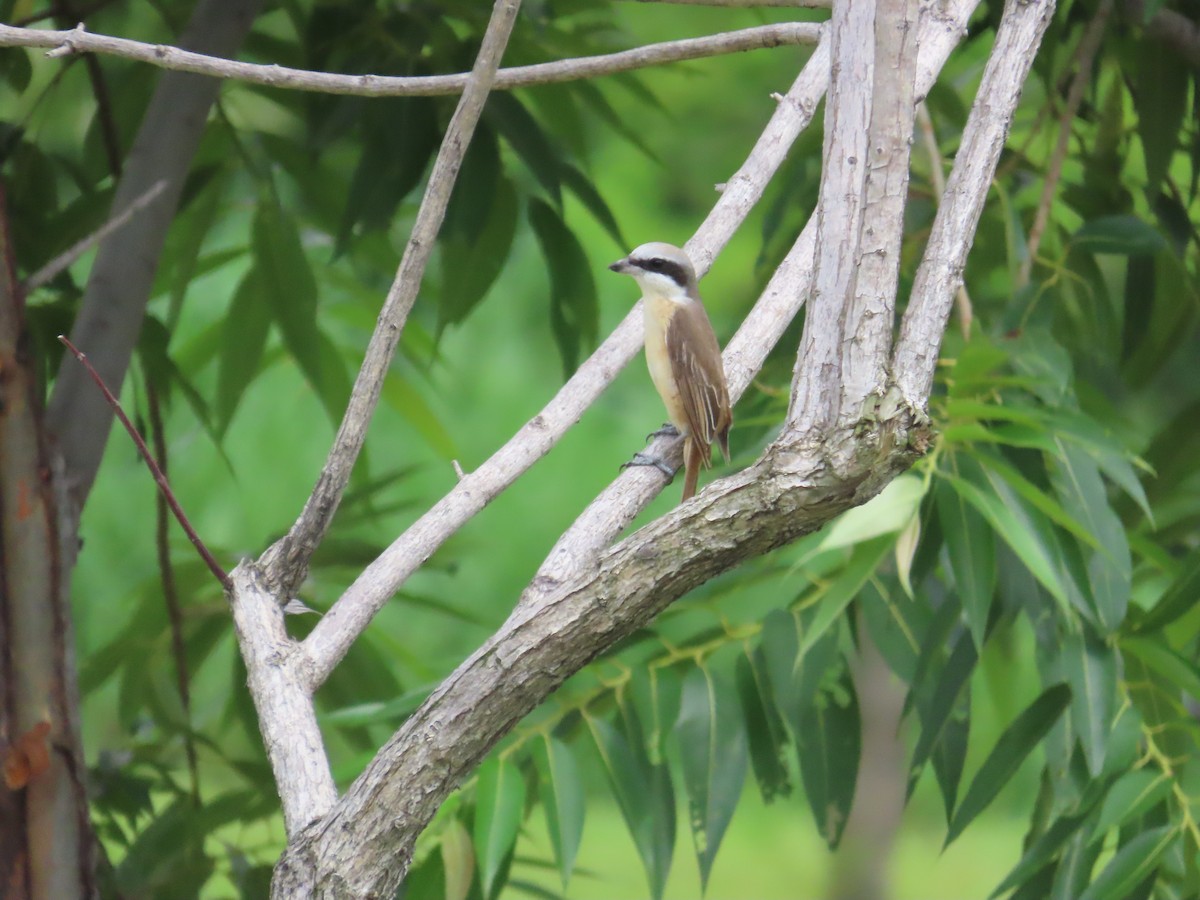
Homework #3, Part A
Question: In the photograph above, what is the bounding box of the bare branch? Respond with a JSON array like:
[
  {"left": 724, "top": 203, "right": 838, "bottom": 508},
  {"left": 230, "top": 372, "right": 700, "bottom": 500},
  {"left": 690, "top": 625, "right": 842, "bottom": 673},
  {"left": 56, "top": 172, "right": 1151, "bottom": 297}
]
[
  {"left": 300, "top": 30, "right": 833, "bottom": 687},
  {"left": 0, "top": 21, "right": 822, "bottom": 96},
  {"left": 838, "top": 0, "right": 919, "bottom": 417},
  {"left": 893, "top": 0, "right": 1057, "bottom": 406},
  {"left": 520, "top": 0, "right": 978, "bottom": 596},
  {"left": 258, "top": 0, "right": 523, "bottom": 595},
  {"left": 23, "top": 179, "right": 166, "bottom": 292},
  {"left": 275, "top": 410, "right": 931, "bottom": 897},
  {"left": 57, "top": 336, "right": 229, "bottom": 586},
  {"left": 916, "top": 102, "right": 973, "bottom": 337},
  {"left": 1018, "top": 0, "right": 1112, "bottom": 287}
]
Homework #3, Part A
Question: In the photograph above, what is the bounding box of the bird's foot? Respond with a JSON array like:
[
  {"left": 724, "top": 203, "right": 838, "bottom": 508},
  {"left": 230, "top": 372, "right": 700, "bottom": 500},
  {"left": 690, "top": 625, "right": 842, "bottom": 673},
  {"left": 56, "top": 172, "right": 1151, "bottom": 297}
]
[
  {"left": 621, "top": 451, "right": 677, "bottom": 480},
  {"left": 645, "top": 422, "right": 681, "bottom": 443}
]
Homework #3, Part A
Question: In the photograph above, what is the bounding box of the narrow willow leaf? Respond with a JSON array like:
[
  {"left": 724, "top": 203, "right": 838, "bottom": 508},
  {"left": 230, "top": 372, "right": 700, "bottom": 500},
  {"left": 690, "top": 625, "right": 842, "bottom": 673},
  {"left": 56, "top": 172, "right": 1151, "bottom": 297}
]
[
  {"left": 1088, "top": 769, "right": 1172, "bottom": 846},
  {"left": 796, "top": 667, "right": 860, "bottom": 849},
  {"left": 909, "top": 630, "right": 978, "bottom": 798},
  {"left": 1073, "top": 214, "right": 1169, "bottom": 256},
  {"left": 990, "top": 811, "right": 1092, "bottom": 898},
  {"left": 931, "top": 695, "right": 970, "bottom": 824},
  {"left": 735, "top": 649, "right": 791, "bottom": 803},
  {"left": 1133, "top": 549, "right": 1200, "bottom": 633},
  {"left": 935, "top": 478, "right": 996, "bottom": 650},
  {"left": 561, "top": 162, "right": 626, "bottom": 249},
  {"left": 1122, "top": 636, "right": 1200, "bottom": 702},
  {"left": 940, "top": 470, "right": 1068, "bottom": 608},
  {"left": 946, "top": 684, "right": 1072, "bottom": 846},
  {"left": 859, "top": 580, "right": 931, "bottom": 684},
  {"left": 487, "top": 92, "right": 562, "bottom": 207},
  {"left": 1063, "top": 627, "right": 1118, "bottom": 776},
  {"left": 473, "top": 756, "right": 526, "bottom": 900},
  {"left": 529, "top": 199, "right": 598, "bottom": 377},
  {"left": 1077, "top": 826, "right": 1176, "bottom": 900},
  {"left": 761, "top": 607, "right": 838, "bottom": 738},
  {"left": 441, "top": 818, "right": 474, "bottom": 900},
  {"left": 252, "top": 196, "right": 322, "bottom": 394},
  {"left": 536, "top": 736, "right": 585, "bottom": 888},
  {"left": 1048, "top": 439, "right": 1131, "bottom": 632},
  {"left": 1050, "top": 830, "right": 1103, "bottom": 900},
  {"left": 676, "top": 665, "right": 748, "bottom": 891},
  {"left": 381, "top": 374, "right": 458, "bottom": 459},
  {"left": 439, "top": 175, "right": 518, "bottom": 330},
  {"left": 586, "top": 713, "right": 675, "bottom": 900},
  {"left": 218, "top": 267, "right": 272, "bottom": 434},
  {"left": 799, "top": 535, "right": 894, "bottom": 655}
]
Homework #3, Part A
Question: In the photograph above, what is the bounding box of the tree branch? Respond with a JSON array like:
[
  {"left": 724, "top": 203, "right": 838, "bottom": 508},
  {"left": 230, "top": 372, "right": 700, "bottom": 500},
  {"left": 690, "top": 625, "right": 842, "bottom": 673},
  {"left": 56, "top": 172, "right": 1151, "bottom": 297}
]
[
  {"left": 299, "top": 28, "right": 834, "bottom": 687},
  {"left": 0, "top": 22, "right": 822, "bottom": 96},
  {"left": 274, "top": 412, "right": 932, "bottom": 897},
  {"left": 257, "top": 0, "right": 524, "bottom": 595},
  {"left": 45, "top": 0, "right": 263, "bottom": 510},
  {"left": 786, "top": 0, "right": 880, "bottom": 433},
  {"left": 893, "top": 0, "right": 1057, "bottom": 405},
  {"left": 624, "top": 0, "right": 830, "bottom": 6}
]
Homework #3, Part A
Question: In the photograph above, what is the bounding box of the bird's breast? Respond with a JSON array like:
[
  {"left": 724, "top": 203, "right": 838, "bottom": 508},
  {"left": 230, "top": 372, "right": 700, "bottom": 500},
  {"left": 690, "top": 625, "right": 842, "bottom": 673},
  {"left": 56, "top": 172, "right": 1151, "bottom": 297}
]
[{"left": 643, "top": 294, "right": 687, "bottom": 430}]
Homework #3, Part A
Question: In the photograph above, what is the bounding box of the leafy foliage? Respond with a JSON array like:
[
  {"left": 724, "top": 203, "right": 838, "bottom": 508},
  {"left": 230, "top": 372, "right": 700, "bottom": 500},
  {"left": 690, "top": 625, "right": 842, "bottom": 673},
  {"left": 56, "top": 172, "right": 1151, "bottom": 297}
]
[{"left": 5, "top": 0, "right": 1200, "bottom": 896}]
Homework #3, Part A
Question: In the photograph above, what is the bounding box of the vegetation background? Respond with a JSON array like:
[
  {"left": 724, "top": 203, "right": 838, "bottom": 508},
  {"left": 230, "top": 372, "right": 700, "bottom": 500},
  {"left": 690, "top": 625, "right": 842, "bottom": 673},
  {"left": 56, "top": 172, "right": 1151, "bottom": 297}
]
[{"left": 3, "top": 0, "right": 1200, "bottom": 897}]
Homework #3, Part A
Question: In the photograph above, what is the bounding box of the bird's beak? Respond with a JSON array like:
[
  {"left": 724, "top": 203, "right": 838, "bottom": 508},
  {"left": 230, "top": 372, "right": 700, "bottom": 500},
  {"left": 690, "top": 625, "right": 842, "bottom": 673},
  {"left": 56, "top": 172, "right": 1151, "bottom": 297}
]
[{"left": 609, "top": 257, "right": 632, "bottom": 274}]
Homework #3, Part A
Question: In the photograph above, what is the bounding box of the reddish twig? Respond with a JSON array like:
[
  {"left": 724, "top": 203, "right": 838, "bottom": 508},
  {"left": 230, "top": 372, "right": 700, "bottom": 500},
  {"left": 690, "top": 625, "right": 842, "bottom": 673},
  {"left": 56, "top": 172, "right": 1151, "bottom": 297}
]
[{"left": 57, "top": 335, "right": 229, "bottom": 587}]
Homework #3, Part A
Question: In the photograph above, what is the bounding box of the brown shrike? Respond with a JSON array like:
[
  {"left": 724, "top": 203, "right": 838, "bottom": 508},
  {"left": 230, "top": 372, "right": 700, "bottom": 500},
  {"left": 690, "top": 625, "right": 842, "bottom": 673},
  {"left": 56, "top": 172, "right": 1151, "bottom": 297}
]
[{"left": 609, "top": 242, "right": 732, "bottom": 501}]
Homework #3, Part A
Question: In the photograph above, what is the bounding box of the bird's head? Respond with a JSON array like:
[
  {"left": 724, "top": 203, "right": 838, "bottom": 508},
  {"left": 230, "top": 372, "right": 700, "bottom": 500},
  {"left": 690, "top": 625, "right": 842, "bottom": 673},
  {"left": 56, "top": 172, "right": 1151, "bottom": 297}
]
[{"left": 609, "top": 242, "right": 697, "bottom": 300}]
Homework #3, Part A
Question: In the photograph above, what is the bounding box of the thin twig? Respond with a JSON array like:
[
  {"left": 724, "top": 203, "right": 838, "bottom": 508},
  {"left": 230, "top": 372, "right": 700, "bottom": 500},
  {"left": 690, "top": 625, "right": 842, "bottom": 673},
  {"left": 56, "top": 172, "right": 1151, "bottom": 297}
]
[
  {"left": 24, "top": 180, "right": 166, "bottom": 292},
  {"left": 916, "top": 102, "right": 973, "bottom": 337},
  {"left": 1018, "top": 0, "right": 1111, "bottom": 287},
  {"left": 0, "top": 22, "right": 821, "bottom": 97},
  {"left": 259, "top": 0, "right": 523, "bottom": 595},
  {"left": 57, "top": 335, "right": 229, "bottom": 586},
  {"left": 146, "top": 380, "right": 200, "bottom": 805}
]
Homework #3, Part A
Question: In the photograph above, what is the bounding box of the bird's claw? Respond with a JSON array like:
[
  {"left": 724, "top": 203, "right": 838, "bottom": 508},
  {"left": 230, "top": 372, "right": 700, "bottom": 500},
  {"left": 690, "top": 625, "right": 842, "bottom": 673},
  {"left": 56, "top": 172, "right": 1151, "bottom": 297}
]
[
  {"left": 645, "top": 422, "right": 680, "bottom": 443},
  {"left": 621, "top": 451, "right": 677, "bottom": 480}
]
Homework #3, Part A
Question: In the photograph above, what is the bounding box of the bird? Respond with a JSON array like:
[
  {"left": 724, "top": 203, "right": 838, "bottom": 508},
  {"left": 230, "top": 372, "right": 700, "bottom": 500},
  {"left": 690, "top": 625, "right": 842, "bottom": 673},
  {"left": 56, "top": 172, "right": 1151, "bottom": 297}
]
[{"left": 609, "top": 242, "right": 732, "bottom": 502}]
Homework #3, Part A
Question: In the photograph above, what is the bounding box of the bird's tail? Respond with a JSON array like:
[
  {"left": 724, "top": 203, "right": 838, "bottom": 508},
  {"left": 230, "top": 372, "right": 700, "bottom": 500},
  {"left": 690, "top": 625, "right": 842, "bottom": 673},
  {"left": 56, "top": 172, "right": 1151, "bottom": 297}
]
[{"left": 682, "top": 439, "right": 704, "bottom": 501}]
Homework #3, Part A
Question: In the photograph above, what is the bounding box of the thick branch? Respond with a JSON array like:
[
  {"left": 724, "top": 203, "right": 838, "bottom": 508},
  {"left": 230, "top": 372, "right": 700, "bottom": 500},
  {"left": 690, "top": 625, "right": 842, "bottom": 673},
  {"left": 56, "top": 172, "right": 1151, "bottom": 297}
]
[
  {"left": 45, "top": 0, "right": 263, "bottom": 510},
  {"left": 258, "top": 0, "right": 523, "bottom": 595},
  {"left": 274, "top": 413, "right": 931, "bottom": 898},
  {"left": 0, "top": 22, "right": 821, "bottom": 96},
  {"left": 300, "top": 31, "right": 833, "bottom": 686},
  {"left": 839, "top": 0, "right": 919, "bottom": 415},
  {"left": 893, "top": 0, "right": 1056, "bottom": 404}
]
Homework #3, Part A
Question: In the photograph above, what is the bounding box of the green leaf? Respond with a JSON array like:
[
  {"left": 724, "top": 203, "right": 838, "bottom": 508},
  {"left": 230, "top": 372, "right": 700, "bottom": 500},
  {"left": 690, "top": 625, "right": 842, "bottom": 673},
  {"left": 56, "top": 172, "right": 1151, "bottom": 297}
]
[
  {"left": 939, "top": 467, "right": 1068, "bottom": 611},
  {"left": 1077, "top": 826, "right": 1176, "bottom": 900},
  {"left": 536, "top": 736, "right": 585, "bottom": 888},
  {"left": 1134, "top": 34, "right": 1188, "bottom": 196},
  {"left": 1048, "top": 440, "right": 1131, "bottom": 632},
  {"left": 759, "top": 608, "right": 836, "bottom": 730},
  {"left": 529, "top": 198, "right": 598, "bottom": 377},
  {"left": 1122, "top": 636, "right": 1200, "bottom": 704},
  {"left": 561, "top": 162, "right": 627, "bottom": 249},
  {"left": 1050, "top": 830, "right": 1104, "bottom": 900},
  {"left": 443, "top": 124, "right": 501, "bottom": 244},
  {"left": 799, "top": 535, "right": 895, "bottom": 655},
  {"left": 990, "top": 811, "right": 1092, "bottom": 898},
  {"left": 859, "top": 580, "right": 931, "bottom": 684},
  {"left": 1072, "top": 215, "right": 1168, "bottom": 256},
  {"left": 473, "top": 755, "right": 526, "bottom": 900},
  {"left": 1088, "top": 769, "right": 1172, "bottom": 846},
  {"left": 586, "top": 712, "right": 675, "bottom": 899},
  {"left": 217, "top": 270, "right": 272, "bottom": 433},
  {"left": 931, "top": 690, "right": 970, "bottom": 825},
  {"left": 675, "top": 665, "right": 749, "bottom": 891},
  {"left": 487, "top": 93, "right": 562, "bottom": 207},
  {"left": 735, "top": 648, "right": 791, "bottom": 803},
  {"left": 796, "top": 666, "right": 860, "bottom": 849},
  {"left": 1062, "top": 627, "right": 1118, "bottom": 777},
  {"left": 252, "top": 196, "right": 326, "bottom": 411},
  {"left": 946, "top": 683, "right": 1072, "bottom": 846},
  {"left": 935, "top": 478, "right": 996, "bottom": 650},
  {"left": 1133, "top": 549, "right": 1200, "bottom": 633},
  {"left": 908, "top": 630, "right": 977, "bottom": 800},
  {"left": 381, "top": 373, "right": 458, "bottom": 459},
  {"left": 439, "top": 174, "right": 519, "bottom": 330}
]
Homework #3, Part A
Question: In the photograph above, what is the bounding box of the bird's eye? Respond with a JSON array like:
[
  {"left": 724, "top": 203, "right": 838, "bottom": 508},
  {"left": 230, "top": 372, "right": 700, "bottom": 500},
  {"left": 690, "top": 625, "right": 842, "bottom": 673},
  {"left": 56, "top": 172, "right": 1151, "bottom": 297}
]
[{"left": 647, "top": 258, "right": 665, "bottom": 271}]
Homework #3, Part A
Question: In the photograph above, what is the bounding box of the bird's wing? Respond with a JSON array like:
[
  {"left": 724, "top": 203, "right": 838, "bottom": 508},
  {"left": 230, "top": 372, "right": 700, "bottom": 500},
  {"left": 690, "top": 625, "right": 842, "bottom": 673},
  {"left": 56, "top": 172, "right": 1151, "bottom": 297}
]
[{"left": 666, "top": 301, "right": 732, "bottom": 466}]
